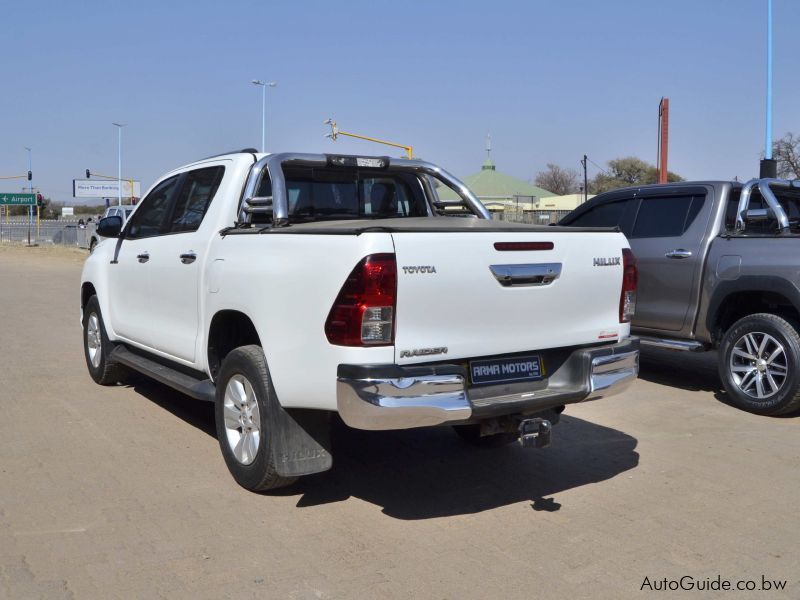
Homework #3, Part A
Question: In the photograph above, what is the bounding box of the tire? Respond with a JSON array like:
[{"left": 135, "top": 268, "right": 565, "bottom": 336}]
[
  {"left": 452, "top": 424, "right": 519, "bottom": 448},
  {"left": 214, "top": 345, "right": 298, "bottom": 492},
  {"left": 82, "top": 295, "right": 128, "bottom": 385},
  {"left": 718, "top": 313, "right": 800, "bottom": 416}
]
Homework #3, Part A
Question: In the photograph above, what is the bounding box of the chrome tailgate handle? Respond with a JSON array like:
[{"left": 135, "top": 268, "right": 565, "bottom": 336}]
[
  {"left": 490, "top": 263, "right": 562, "bottom": 287},
  {"left": 665, "top": 249, "right": 692, "bottom": 259}
]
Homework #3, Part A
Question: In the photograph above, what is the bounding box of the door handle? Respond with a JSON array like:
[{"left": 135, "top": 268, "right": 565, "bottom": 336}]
[
  {"left": 665, "top": 249, "right": 692, "bottom": 259},
  {"left": 137, "top": 252, "right": 150, "bottom": 263},
  {"left": 180, "top": 252, "right": 197, "bottom": 264}
]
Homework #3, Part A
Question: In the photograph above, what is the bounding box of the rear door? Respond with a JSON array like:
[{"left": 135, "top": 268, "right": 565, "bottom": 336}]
[
  {"left": 627, "top": 192, "right": 709, "bottom": 332},
  {"left": 392, "top": 229, "right": 629, "bottom": 364},
  {"left": 143, "top": 165, "right": 225, "bottom": 362}
]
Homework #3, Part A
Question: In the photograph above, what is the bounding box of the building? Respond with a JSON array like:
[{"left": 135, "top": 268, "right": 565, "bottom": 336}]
[{"left": 437, "top": 142, "right": 556, "bottom": 212}]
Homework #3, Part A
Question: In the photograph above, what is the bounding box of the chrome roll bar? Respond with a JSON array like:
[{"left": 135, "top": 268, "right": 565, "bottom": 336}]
[
  {"left": 239, "top": 152, "right": 491, "bottom": 227},
  {"left": 735, "top": 178, "right": 800, "bottom": 232}
]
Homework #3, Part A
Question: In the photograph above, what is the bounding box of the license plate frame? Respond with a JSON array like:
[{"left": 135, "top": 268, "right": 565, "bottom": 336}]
[{"left": 469, "top": 354, "right": 544, "bottom": 386}]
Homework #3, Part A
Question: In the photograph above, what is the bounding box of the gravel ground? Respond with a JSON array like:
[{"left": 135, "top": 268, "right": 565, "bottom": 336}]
[{"left": 0, "top": 244, "right": 797, "bottom": 599}]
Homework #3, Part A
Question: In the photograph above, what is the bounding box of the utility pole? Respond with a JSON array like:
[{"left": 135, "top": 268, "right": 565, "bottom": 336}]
[
  {"left": 657, "top": 98, "right": 670, "bottom": 184},
  {"left": 581, "top": 155, "right": 588, "bottom": 203}
]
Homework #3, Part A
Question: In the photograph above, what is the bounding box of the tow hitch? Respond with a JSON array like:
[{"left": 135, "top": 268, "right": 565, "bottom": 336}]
[{"left": 518, "top": 418, "right": 552, "bottom": 448}]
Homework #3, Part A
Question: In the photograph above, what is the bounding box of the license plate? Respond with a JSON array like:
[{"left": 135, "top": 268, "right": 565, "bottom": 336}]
[{"left": 469, "top": 354, "right": 544, "bottom": 386}]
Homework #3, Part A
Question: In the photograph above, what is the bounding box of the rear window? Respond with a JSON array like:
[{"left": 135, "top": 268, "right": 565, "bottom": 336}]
[
  {"left": 256, "top": 168, "right": 428, "bottom": 223},
  {"left": 629, "top": 195, "right": 704, "bottom": 238},
  {"left": 725, "top": 187, "right": 800, "bottom": 233}
]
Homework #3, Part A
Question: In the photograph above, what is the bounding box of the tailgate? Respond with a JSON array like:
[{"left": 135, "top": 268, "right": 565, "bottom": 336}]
[{"left": 392, "top": 230, "right": 628, "bottom": 364}]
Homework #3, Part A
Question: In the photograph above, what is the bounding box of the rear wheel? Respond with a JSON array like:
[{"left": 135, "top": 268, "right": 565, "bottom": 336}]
[
  {"left": 719, "top": 313, "right": 800, "bottom": 415},
  {"left": 214, "top": 345, "right": 297, "bottom": 491},
  {"left": 82, "top": 295, "right": 128, "bottom": 385}
]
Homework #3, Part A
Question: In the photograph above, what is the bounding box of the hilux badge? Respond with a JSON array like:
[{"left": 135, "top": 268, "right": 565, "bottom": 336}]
[{"left": 593, "top": 257, "right": 621, "bottom": 266}]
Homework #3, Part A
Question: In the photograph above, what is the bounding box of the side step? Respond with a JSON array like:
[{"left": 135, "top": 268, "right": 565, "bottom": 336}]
[
  {"left": 110, "top": 345, "right": 215, "bottom": 402},
  {"left": 638, "top": 337, "right": 706, "bottom": 352}
]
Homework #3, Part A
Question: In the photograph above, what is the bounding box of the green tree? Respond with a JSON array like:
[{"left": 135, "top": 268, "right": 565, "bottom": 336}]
[{"left": 591, "top": 156, "right": 683, "bottom": 194}]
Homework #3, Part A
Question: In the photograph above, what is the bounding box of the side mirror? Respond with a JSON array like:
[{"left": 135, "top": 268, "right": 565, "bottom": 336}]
[{"left": 97, "top": 215, "right": 123, "bottom": 238}]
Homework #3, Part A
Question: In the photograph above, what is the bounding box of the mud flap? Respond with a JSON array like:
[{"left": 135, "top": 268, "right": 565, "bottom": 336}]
[{"left": 269, "top": 404, "right": 333, "bottom": 478}]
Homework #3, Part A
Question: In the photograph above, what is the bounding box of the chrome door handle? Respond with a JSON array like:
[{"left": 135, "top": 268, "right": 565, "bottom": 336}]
[
  {"left": 137, "top": 252, "right": 150, "bottom": 263},
  {"left": 665, "top": 249, "right": 692, "bottom": 259},
  {"left": 180, "top": 252, "right": 197, "bottom": 264}
]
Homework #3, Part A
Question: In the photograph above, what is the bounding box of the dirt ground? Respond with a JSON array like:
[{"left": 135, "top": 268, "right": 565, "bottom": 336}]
[{"left": 0, "top": 244, "right": 797, "bottom": 599}]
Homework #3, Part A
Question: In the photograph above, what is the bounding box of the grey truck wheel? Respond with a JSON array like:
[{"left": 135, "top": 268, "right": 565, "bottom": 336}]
[{"left": 719, "top": 313, "right": 800, "bottom": 416}]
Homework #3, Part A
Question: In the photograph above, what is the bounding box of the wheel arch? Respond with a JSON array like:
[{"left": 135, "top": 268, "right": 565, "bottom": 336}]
[
  {"left": 706, "top": 277, "right": 800, "bottom": 346},
  {"left": 81, "top": 281, "right": 97, "bottom": 310},
  {"left": 207, "top": 310, "right": 262, "bottom": 380}
]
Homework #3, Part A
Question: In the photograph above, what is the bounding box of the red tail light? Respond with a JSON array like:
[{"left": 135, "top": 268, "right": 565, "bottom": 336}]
[
  {"left": 325, "top": 254, "right": 397, "bottom": 346},
  {"left": 620, "top": 248, "right": 638, "bottom": 323}
]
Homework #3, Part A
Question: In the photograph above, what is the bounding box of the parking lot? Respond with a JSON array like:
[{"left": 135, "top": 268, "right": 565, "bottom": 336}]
[{"left": 0, "top": 244, "right": 797, "bottom": 599}]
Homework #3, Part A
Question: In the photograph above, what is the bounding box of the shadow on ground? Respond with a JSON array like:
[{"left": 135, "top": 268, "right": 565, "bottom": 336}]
[
  {"left": 131, "top": 377, "right": 639, "bottom": 520},
  {"left": 638, "top": 347, "right": 722, "bottom": 394}
]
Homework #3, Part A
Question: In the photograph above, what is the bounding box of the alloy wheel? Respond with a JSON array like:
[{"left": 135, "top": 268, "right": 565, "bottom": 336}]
[
  {"left": 729, "top": 331, "right": 788, "bottom": 400},
  {"left": 222, "top": 374, "right": 262, "bottom": 465}
]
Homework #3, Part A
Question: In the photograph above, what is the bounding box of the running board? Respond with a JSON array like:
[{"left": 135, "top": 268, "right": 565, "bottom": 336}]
[
  {"left": 110, "top": 346, "right": 215, "bottom": 402},
  {"left": 638, "top": 337, "right": 706, "bottom": 352}
]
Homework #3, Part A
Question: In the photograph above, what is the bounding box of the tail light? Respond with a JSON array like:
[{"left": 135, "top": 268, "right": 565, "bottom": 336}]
[
  {"left": 619, "top": 248, "right": 638, "bottom": 323},
  {"left": 325, "top": 253, "right": 397, "bottom": 346}
]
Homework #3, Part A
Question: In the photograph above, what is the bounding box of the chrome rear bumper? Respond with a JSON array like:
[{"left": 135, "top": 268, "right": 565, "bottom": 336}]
[{"left": 337, "top": 338, "right": 639, "bottom": 430}]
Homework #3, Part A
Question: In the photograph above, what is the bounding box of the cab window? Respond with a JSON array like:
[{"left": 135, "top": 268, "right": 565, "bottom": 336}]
[
  {"left": 168, "top": 166, "right": 225, "bottom": 233},
  {"left": 126, "top": 176, "right": 180, "bottom": 239}
]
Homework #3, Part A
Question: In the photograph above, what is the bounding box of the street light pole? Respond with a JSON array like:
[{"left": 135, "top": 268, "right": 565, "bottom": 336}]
[
  {"left": 251, "top": 80, "right": 277, "bottom": 153},
  {"left": 112, "top": 123, "right": 126, "bottom": 205}
]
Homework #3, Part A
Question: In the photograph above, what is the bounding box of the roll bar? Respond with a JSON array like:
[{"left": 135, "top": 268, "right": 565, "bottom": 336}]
[
  {"left": 735, "top": 178, "right": 800, "bottom": 233},
  {"left": 238, "top": 152, "right": 492, "bottom": 226}
]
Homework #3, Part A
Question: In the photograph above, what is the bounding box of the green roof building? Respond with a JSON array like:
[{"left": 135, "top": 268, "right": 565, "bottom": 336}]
[{"left": 438, "top": 139, "right": 557, "bottom": 210}]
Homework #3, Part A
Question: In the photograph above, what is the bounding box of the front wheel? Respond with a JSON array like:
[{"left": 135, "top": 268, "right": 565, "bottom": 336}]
[
  {"left": 719, "top": 313, "right": 800, "bottom": 415},
  {"left": 214, "top": 345, "right": 297, "bottom": 492},
  {"left": 83, "top": 295, "right": 128, "bottom": 385}
]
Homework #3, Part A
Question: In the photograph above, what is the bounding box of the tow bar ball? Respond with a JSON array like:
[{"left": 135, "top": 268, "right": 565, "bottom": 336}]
[{"left": 519, "top": 418, "right": 552, "bottom": 448}]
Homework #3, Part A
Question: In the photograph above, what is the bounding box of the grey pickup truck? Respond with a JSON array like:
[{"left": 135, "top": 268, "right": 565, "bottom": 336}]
[{"left": 561, "top": 177, "right": 800, "bottom": 416}]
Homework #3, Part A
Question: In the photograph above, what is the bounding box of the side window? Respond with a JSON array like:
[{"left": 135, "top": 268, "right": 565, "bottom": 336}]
[
  {"left": 567, "top": 199, "right": 636, "bottom": 236},
  {"left": 630, "top": 195, "right": 705, "bottom": 238},
  {"left": 168, "top": 166, "right": 225, "bottom": 233},
  {"left": 126, "top": 176, "right": 180, "bottom": 239}
]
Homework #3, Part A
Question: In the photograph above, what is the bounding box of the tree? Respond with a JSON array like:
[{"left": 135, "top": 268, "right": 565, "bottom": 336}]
[
  {"left": 534, "top": 163, "right": 580, "bottom": 195},
  {"left": 590, "top": 156, "right": 683, "bottom": 194},
  {"left": 773, "top": 132, "right": 800, "bottom": 179}
]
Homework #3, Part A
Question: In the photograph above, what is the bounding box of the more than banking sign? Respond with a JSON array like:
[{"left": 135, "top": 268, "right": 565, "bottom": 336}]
[{"left": 73, "top": 179, "right": 141, "bottom": 198}]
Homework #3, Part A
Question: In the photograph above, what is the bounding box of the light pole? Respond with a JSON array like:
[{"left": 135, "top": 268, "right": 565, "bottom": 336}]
[
  {"left": 251, "top": 80, "right": 277, "bottom": 153},
  {"left": 112, "top": 123, "right": 126, "bottom": 205}
]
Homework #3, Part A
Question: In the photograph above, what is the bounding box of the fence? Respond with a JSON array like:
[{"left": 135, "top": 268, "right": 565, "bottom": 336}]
[
  {"left": 491, "top": 209, "right": 572, "bottom": 225},
  {"left": 0, "top": 219, "right": 90, "bottom": 247}
]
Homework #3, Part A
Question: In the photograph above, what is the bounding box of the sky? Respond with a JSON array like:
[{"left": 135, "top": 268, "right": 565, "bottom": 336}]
[{"left": 2, "top": 0, "right": 798, "bottom": 202}]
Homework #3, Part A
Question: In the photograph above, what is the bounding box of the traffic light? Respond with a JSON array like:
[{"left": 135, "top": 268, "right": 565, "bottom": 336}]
[
  {"left": 27, "top": 171, "right": 32, "bottom": 181},
  {"left": 86, "top": 169, "right": 91, "bottom": 179},
  {"left": 36, "top": 193, "right": 44, "bottom": 211}
]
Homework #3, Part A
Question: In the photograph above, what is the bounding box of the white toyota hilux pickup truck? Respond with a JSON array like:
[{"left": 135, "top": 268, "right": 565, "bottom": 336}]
[{"left": 81, "top": 150, "right": 639, "bottom": 491}]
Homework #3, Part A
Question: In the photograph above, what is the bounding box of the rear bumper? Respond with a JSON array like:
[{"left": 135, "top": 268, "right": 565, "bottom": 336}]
[{"left": 336, "top": 338, "right": 639, "bottom": 430}]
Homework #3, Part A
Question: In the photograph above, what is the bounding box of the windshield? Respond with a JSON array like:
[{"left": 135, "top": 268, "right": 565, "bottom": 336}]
[{"left": 256, "top": 167, "right": 429, "bottom": 223}]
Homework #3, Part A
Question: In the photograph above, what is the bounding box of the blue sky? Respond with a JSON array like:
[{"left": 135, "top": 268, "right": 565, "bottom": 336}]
[{"left": 2, "top": 0, "right": 798, "bottom": 201}]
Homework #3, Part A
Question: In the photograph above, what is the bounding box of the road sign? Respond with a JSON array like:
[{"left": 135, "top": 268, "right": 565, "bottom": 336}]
[
  {"left": 73, "top": 179, "right": 141, "bottom": 198},
  {"left": 0, "top": 193, "right": 36, "bottom": 206}
]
